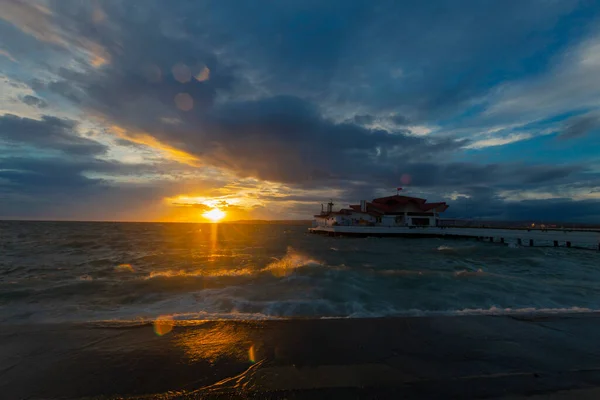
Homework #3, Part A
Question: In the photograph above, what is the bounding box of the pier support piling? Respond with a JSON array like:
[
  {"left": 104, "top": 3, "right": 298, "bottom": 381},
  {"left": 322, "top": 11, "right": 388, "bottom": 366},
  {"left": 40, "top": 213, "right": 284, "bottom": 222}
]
[
  {"left": 489, "top": 237, "right": 493, "bottom": 243},
  {"left": 500, "top": 238, "right": 505, "bottom": 244},
  {"left": 529, "top": 239, "right": 534, "bottom": 247},
  {"left": 567, "top": 241, "right": 571, "bottom": 248},
  {"left": 554, "top": 240, "right": 558, "bottom": 247},
  {"left": 517, "top": 238, "right": 522, "bottom": 246}
]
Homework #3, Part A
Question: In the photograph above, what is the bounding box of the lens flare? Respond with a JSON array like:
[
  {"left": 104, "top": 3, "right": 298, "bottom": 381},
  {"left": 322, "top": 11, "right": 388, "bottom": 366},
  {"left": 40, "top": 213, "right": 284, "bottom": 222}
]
[
  {"left": 249, "top": 344, "right": 256, "bottom": 363},
  {"left": 153, "top": 315, "right": 174, "bottom": 336},
  {"left": 174, "top": 92, "right": 193, "bottom": 111},
  {"left": 195, "top": 66, "right": 210, "bottom": 82},
  {"left": 115, "top": 263, "right": 134, "bottom": 272},
  {"left": 203, "top": 208, "right": 225, "bottom": 222}
]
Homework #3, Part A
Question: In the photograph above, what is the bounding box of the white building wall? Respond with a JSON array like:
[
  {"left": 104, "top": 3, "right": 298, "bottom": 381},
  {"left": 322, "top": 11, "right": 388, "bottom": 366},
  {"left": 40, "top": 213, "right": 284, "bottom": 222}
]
[
  {"left": 348, "top": 212, "right": 376, "bottom": 224},
  {"left": 381, "top": 215, "right": 396, "bottom": 226},
  {"left": 314, "top": 217, "right": 327, "bottom": 227},
  {"left": 314, "top": 209, "right": 440, "bottom": 228}
]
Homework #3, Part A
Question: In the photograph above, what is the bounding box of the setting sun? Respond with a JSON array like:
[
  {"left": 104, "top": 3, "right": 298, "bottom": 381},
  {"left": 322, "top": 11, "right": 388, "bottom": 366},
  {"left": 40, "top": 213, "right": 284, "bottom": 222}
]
[{"left": 203, "top": 208, "right": 226, "bottom": 222}]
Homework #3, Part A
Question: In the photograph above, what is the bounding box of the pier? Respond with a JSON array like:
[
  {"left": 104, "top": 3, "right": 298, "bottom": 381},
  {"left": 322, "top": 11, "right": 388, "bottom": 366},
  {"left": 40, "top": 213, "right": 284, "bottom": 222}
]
[
  {"left": 309, "top": 226, "right": 600, "bottom": 250},
  {"left": 309, "top": 194, "right": 600, "bottom": 250}
]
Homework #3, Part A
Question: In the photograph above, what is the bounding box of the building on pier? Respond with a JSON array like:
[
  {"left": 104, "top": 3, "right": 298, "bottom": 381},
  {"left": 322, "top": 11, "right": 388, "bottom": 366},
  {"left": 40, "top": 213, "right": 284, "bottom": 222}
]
[{"left": 313, "top": 194, "right": 449, "bottom": 228}]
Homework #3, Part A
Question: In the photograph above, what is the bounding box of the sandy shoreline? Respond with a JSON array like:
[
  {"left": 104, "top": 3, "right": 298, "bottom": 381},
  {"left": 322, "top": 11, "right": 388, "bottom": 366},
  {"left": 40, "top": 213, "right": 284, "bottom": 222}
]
[{"left": 2, "top": 314, "right": 600, "bottom": 399}]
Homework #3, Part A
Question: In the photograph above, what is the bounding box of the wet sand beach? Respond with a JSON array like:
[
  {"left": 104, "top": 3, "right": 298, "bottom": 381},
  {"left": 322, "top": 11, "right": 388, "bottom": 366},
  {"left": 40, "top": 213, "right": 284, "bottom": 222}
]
[{"left": 3, "top": 314, "right": 600, "bottom": 399}]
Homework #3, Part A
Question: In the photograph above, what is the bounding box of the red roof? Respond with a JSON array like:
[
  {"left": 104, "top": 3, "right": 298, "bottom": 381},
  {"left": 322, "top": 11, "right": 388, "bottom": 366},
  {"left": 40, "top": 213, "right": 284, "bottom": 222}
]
[
  {"left": 349, "top": 195, "right": 448, "bottom": 214},
  {"left": 349, "top": 204, "right": 383, "bottom": 216},
  {"left": 372, "top": 195, "right": 427, "bottom": 205},
  {"left": 317, "top": 195, "right": 448, "bottom": 218}
]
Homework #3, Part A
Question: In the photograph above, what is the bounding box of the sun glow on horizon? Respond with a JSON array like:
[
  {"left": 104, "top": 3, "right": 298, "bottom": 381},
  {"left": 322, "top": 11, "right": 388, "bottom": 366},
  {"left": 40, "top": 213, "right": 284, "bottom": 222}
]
[{"left": 203, "top": 208, "right": 226, "bottom": 222}]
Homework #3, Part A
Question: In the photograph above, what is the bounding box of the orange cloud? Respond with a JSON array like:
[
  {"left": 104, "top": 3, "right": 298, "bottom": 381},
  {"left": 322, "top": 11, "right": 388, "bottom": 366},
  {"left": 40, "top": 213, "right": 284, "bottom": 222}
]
[
  {"left": 0, "top": 0, "right": 110, "bottom": 67},
  {"left": 110, "top": 125, "right": 201, "bottom": 167},
  {"left": 87, "top": 41, "right": 110, "bottom": 68}
]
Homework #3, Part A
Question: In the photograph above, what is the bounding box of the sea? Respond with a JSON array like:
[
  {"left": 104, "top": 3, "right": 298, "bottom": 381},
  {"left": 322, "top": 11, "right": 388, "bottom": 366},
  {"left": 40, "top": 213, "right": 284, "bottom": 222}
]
[{"left": 2, "top": 221, "right": 600, "bottom": 324}]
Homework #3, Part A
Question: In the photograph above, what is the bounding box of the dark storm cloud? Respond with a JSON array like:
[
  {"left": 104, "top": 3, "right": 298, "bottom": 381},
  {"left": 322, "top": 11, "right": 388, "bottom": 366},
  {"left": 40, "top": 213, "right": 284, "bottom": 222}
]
[
  {"left": 560, "top": 113, "right": 600, "bottom": 140},
  {"left": 20, "top": 95, "right": 47, "bottom": 108},
  {"left": 501, "top": 199, "right": 600, "bottom": 222},
  {"left": 0, "top": 114, "right": 107, "bottom": 156},
  {"left": 0, "top": 156, "right": 194, "bottom": 220},
  {"left": 0, "top": 156, "right": 145, "bottom": 193},
  {"left": 198, "top": 96, "right": 469, "bottom": 183},
  {"left": 0, "top": 156, "right": 109, "bottom": 218},
  {"left": 33, "top": 0, "right": 594, "bottom": 192},
  {"left": 0, "top": 157, "right": 98, "bottom": 193},
  {"left": 8, "top": 0, "right": 597, "bottom": 124},
  {"left": 177, "top": 0, "right": 584, "bottom": 120},
  {"left": 4, "top": 0, "right": 599, "bottom": 220},
  {"left": 47, "top": 50, "right": 468, "bottom": 183},
  {"left": 371, "top": 162, "right": 585, "bottom": 191}
]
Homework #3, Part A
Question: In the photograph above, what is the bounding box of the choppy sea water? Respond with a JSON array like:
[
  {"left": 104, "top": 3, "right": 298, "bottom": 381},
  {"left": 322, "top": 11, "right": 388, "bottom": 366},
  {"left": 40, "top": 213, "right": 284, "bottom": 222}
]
[{"left": 1, "top": 221, "right": 600, "bottom": 323}]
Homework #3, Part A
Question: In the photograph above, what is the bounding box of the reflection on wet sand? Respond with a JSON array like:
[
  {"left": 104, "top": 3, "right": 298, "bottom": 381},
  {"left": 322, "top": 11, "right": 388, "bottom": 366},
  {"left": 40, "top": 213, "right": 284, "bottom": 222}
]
[
  {"left": 4, "top": 316, "right": 600, "bottom": 399},
  {"left": 175, "top": 323, "right": 256, "bottom": 364}
]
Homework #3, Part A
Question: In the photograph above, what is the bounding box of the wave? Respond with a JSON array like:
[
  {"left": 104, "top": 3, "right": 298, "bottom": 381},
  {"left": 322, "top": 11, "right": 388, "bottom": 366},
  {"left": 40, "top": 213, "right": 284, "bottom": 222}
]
[
  {"left": 437, "top": 244, "right": 480, "bottom": 253},
  {"left": 143, "top": 247, "right": 321, "bottom": 280},
  {"left": 261, "top": 246, "right": 321, "bottom": 277},
  {"left": 375, "top": 268, "right": 488, "bottom": 278},
  {"left": 454, "top": 268, "right": 485, "bottom": 277},
  {"left": 4, "top": 281, "right": 600, "bottom": 325},
  {"left": 146, "top": 268, "right": 255, "bottom": 279},
  {"left": 86, "top": 306, "right": 600, "bottom": 326},
  {"left": 377, "top": 269, "right": 429, "bottom": 276},
  {"left": 91, "top": 311, "right": 281, "bottom": 327},
  {"left": 429, "top": 306, "right": 599, "bottom": 316},
  {"left": 324, "top": 306, "right": 600, "bottom": 318}
]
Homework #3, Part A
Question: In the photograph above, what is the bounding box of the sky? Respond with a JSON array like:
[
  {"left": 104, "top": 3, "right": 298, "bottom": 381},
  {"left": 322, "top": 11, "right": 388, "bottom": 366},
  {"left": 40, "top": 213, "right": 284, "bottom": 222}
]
[{"left": 1, "top": 0, "right": 600, "bottom": 222}]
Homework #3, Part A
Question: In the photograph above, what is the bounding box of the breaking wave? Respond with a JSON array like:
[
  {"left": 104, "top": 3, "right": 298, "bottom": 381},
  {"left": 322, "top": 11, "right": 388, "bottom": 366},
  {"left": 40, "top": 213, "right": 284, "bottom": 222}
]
[
  {"left": 2, "top": 222, "right": 600, "bottom": 324},
  {"left": 261, "top": 246, "right": 321, "bottom": 276}
]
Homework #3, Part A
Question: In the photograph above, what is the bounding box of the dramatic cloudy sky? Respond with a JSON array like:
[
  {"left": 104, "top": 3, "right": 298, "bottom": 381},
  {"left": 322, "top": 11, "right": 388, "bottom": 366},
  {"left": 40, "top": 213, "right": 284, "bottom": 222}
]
[{"left": 1, "top": 0, "right": 600, "bottom": 222}]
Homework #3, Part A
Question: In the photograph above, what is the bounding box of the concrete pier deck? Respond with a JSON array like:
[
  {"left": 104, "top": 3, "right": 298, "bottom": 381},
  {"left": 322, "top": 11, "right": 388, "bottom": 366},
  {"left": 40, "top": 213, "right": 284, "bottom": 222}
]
[
  {"left": 3, "top": 314, "right": 600, "bottom": 398},
  {"left": 309, "top": 225, "right": 600, "bottom": 250}
]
